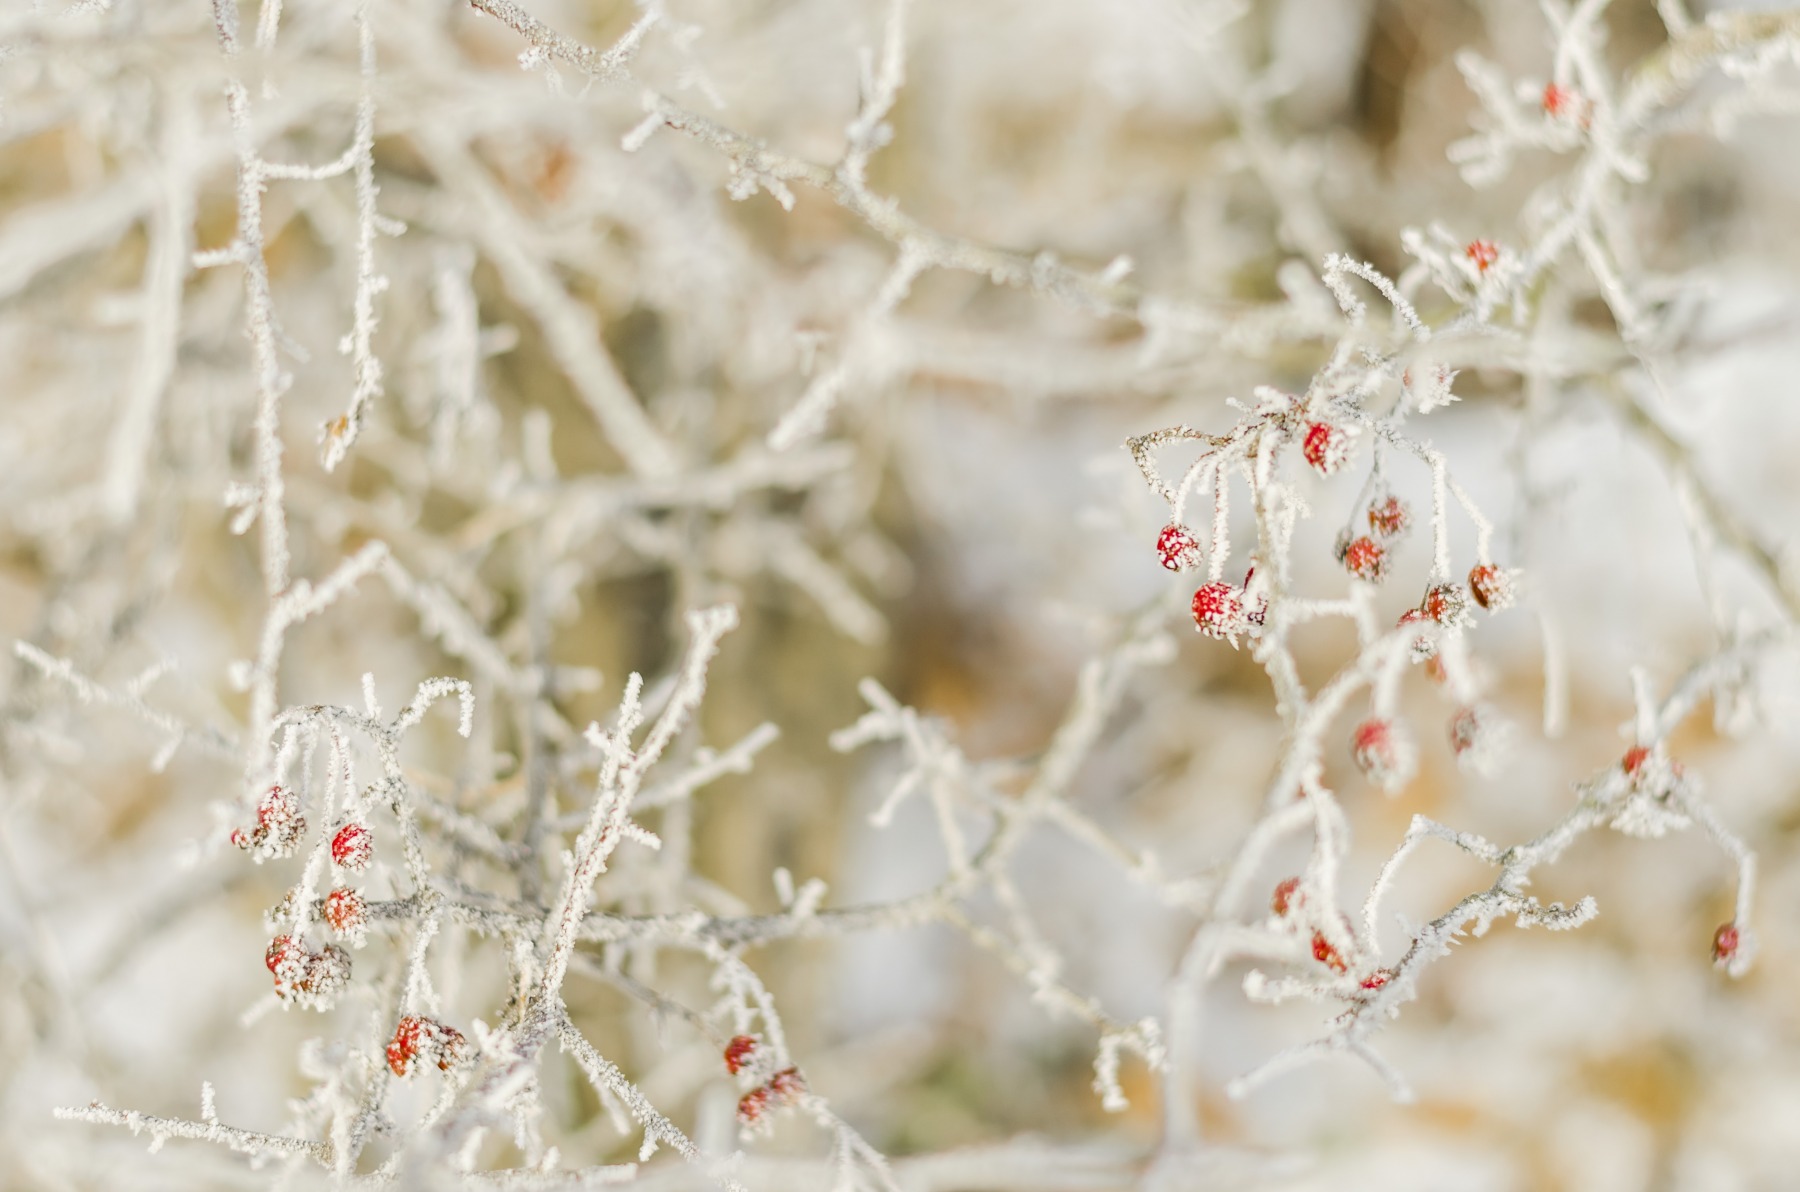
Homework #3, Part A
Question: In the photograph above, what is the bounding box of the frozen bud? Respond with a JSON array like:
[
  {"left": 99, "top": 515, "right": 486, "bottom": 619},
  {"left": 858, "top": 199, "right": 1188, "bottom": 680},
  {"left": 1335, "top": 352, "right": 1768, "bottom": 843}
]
[
  {"left": 1465, "top": 239, "right": 1499, "bottom": 274},
  {"left": 1351, "top": 718, "right": 1417, "bottom": 792},
  {"left": 1341, "top": 536, "right": 1388, "bottom": 583},
  {"left": 1422, "top": 583, "right": 1474, "bottom": 630},
  {"left": 1712, "top": 923, "right": 1741, "bottom": 969},
  {"left": 1271, "top": 877, "right": 1302, "bottom": 917},
  {"left": 1467, "top": 563, "right": 1516, "bottom": 611},
  {"left": 234, "top": 784, "right": 306, "bottom": 861},
  {"left": 330, "top": 821, "right": 373, "bottom": 871},
  {"left": 1368, "top": 495, "right": 1411, "bottom": 540},
  {"left": 1191, "top": 582, "right": 1245, "bottom": 643},
  {"left": 1302, "top": 421, "right": 1353, "bottom": 476},
  {"left": 323, "top": 887, "right": 366, "bottom": 940},
  {"left": 1155, "top": 523, "right": 1202, "bottom": 573},
  {"left": 724, "top": 1034, "right": 758, "bottom": 1075}
]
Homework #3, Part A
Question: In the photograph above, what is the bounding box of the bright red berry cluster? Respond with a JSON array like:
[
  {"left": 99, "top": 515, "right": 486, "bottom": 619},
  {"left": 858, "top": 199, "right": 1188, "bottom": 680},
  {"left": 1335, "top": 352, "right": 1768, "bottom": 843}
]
[{"left": 736, "top": 1066, "right": 807, "bottom": 1126}]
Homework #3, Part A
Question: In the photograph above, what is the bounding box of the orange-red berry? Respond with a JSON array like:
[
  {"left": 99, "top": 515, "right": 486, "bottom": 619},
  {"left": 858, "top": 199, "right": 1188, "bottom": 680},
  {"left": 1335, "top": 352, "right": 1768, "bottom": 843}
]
[
  {"left": 724, "top": 1035, "right": 758, "bottom": 1075},
  {"left": 1302, "top": 422, "right": 1351, "bottom": 475},
  {"left": 1156, "top": 524, "right": 1202, "bottom": 572},
  {"left": 331, "top": 821, "right": 373, "bottom": 870},
  {"left": 1468, "top": 563, "right": 1515, "bottom": 611},
  {"left": 1342, "top": 536, "right": 1387, "bottom": 583},
  {"left": 1368, "top": 495, "right": 1411, "bottom": 540}
]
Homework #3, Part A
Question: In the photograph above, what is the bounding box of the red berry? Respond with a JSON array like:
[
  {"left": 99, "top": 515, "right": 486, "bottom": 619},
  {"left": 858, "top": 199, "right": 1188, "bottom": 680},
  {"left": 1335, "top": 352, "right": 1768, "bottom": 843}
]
[
  {"left": 768, "top": 1066, "right": 806, "bottom": 1103},
  {"left": 1271, "top": 877, "right": 1302, "bottom": 917},
  {"left": 386, "top": 1015, "right": 465, "bottom": 1077},
  {"left": 1467, "top": 563, "right": 1515, "bottom": 611},
  {"left": 1712, "top": 923, "right": 1740, "bottom": 968},
  {"left": 331, "top": 822, "right": 373, "bottom": 870},
  {"left": 1311, "top": 931, "right": 1348, "bottom": 974},
  {"left": 1191, "top": 582, "right": 1244, "bottom": 641},
  {"left": 1422, "top": 583, "right": 1473, "bottom": 629},
  {"left": 234, "top": 784, "right": 306, "bottom": 860},
  {"left": 1342, "top": 536, "right": 1387, "bottom": 583},
  {"left": 265, "top": 934, "right": 298, "bottom": 976},
  {"left": 736, "top": 1085, "right": 771, "bottom": 1125},
  {"left": 1368, "top": 496, "right": 1411, "bottom": 540},
  {"left": 1302, "top": 422, "right": 1351, "bottom": 475},
  {"left": 724, "top": 1035, "right": 758, "bottom": 1075},
  {"left": 323, "top": 887, "right": 365, "bottom": 936},
  {"left": 1155, "top": 523, "right": 1202, "bottom": 572},
  {"left": 1360, "top": 968, "right": 1393, "bottom": 991},
  {"left": 1351, "top": 718, "right": 1416, "bottom": 792},
  {"left": 1621, "top": 745, "right": 1652, "bottom": 776},
  {"left": 1397, "top": 607, "right": 1437, "bottom": 662},
  {"left": 1466, "top": 239, "right": 1499, "bottom": 273},
  {"left": 1449, "top": 706, "right": 1486, "bottom": 757}
]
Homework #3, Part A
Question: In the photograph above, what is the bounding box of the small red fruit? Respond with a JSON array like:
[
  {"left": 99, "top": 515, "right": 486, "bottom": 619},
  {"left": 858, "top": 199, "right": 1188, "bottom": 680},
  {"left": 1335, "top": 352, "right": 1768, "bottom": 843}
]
[
  {"left": 1191, "top": 582, "right": 1244, "bottom": 641},
  {"left": 1422, "top": 583, "right": 1473, "bottom": 629},
  {"left": 1311, "top": 931, "right": 1348, "bottom": 974},
  {"left": 234, "top": 784, "right": 306, "bottom": 860},
  {"left": 1271, "top": 877, "right": 1302, "bottom": 917},
  {"left": 1398, "top": 607, "right": 1437, "bottom": 662},
  {"left": 1368, "top": 496, "right": 1411, "bottom": 540},
  {"left": 736, "top": 1085, "right": 771, "bottom": 1125},
  {"left": 323, "top": 887, "right": 365, "bottom": 936},
  {"left": 1155, "top": 523, "right": 1202, "bottom": 572},
  {"left": 1302, "top": 422, "right": 1350, "bottom": 475},
  {"left": 1449, "top": 706, "right": 1485, "bottom": 757},
  {"left": 1468, "top": 563, "right": 1515, "bottom": 611},
  {"left": 1351, "top": 718, "right": 1416, "bottom": 792},
  {"left": 265, "top": 934, "right": 298, "bottom": 976},
  {"left": 330, "top": 822, "right": 373, "bottom": 870},
  {"left": 387, "top": 1014, "right": 465, "bottom": 1077},
  {"left": 724, "top": 1035, "right": 758, "bottom": 1075},
  {"left": 1342, "top": 536, "right": 1387, "bottom": 583},
  {"left": 1622, "top": 745, "right": 1652, "bottom": 776},
  {"left": 1466, "top": 239, "right": 1499, "bottom": 273},
  {"left": 1712, "top": 923, "right": 1740, "bottom": 968},
  {"left": 768, "top": 1066, "right": 806, "bottom": 1103},
  {"left": 1360, "top": 968, "right": 1393, "bottom": 991}
]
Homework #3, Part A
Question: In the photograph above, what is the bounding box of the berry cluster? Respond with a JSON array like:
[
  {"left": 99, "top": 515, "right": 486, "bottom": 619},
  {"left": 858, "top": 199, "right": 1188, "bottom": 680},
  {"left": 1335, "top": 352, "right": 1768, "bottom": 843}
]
[
  {"left": 264, "top": 934, "right": 351, "bottom": 1006},
  {"left": 386, "top": 1014, "right": 468, "bottom": 1077},
  {"left": 722, "top": 1035, "right": 808, "bottom": 1128}
]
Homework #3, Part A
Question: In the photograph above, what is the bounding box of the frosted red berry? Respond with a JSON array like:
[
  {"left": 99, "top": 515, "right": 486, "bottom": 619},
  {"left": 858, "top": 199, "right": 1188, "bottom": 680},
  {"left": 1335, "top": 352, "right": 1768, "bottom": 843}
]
[
  {"left": 1271, "top": 877, "right": 1301, "bottom": 917},
  {"left": 266, "top": 934, "right": 298, "bottom": 975},
  {"left": 1622, "top": 745, "right": 1652, "bottom": 776},
  {"left": 1311, "top": 931, "right": 1348, "bottom": 974},
  {"left": 768, "top": 1066, "right": 806, "bottom": 1103},
  {"left": 1542, "top": 82, "right": 1571, "bottom": 116},
  {"left": 1155, "top": 523, "right": 1202, "bottom": 572},
  {"left": 1466, "top": 239, "right": 1499, "bottom": 273},
  {"left": 1397, "top": 607, "right": 1437, "bottom": 662},
  {"left": 1351, "top": 718, "right": 1416, "bottom": 792},
  {"left": 331, "top": 821, "right": 373, "bottom": 871},
  {"left": 1712, "top": 923, "right": 1740, "bottom": 968},
  {"left": 1467, "top": 563, "right": 1515, "bottom": 611},
  {"left": 1368, "top": 496, "right": 1411, "bottom": 540},
  {"left": 724, "top": 1035, "right": 758, "bottom": 1075},
  {"left": 1191, "top": 582, "right": 1244, "bottom": 641},
  {"left": 1342, "top": 536, "right": 1387, "bottom": 583},
  {"left": 323, "top": 887, "right": 365, "bottom": 936},
  {"left": 737, "top": 1085, "right": 771, "bottom": 1125},
  {"left": 1360, "top": 968, "right": 1393, "bottom": 991},
  {"left": 1302, "top": 422, "right": 1350, "bottom": 475},
  {"left": 387, "top": 1014, "right": 465, "bottom": 1076},
  {"left": 234, "top": 784, "right": 306, "bottom": 860},
  {"left": 1449, "top": 706, "right": 1485, "bottom": 757},
  {"left": 1422, "top": 583, "right": 1472, "bottom": 629}
]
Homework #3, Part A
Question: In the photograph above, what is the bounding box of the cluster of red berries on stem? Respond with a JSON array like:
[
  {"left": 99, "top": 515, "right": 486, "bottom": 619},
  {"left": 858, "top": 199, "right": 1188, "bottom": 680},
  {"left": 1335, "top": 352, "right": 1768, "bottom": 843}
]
[
  {"left": 264, "top": 933, "right": 351, "bottom": 1004},
  {"left": 723, "top": 1034, "right": 808, "bottom": 1126},
  {"left": 386, "top": 1014, "right": 467, "bottom": 1077},
  {"left": 232, "top": 784, "right": 305, "bottom": 860}
]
